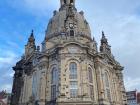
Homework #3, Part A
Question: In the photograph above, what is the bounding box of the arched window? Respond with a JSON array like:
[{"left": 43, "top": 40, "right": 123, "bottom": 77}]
[
  {"left": 69, "top": 62, "right": 77, "bottom": 79},
  {"left": 104, "top": 72, "right": 111, "bottom": 101},
  {"left": 51, "top": 67, "right": 58, "bottom": 100},
  {"left": 70, "top": 30, "right": 74, "bottom": 37},
  {"left": 105, "top": 72, "right": 109, "bottom": 87},
  {"left": 69, "top": 62, "right": 78, "bottom": 98},
  {"left": 89, "top": 85, "right": 94, "bottom": 98},
  {"left": 88, "top": 68, "right": 93, "bottom": 83},
  {"left": 32, "top": 72, "right": 39, "bottom": 98},
  {"left": 51, "top": 67, "right": 58, "bottom": 84}
]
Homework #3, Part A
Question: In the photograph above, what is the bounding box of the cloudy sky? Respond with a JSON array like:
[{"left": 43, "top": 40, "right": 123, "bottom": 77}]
[{"left": 0, "top": 0, "right": 140, "bottom": 92}]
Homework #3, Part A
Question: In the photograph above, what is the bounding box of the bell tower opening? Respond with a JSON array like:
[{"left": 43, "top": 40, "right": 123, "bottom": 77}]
[
  {"left": 70, "top": 30, "right": 74, "bottom": 37},
  {"left": 64, "top": 0, "right": 66, "bottom": 4},
  {"left": 70, "top": 0, "right": 74, "bottom": 5},
  {"left": 60, "top": 0, "right": 75, "bottom": 6}
]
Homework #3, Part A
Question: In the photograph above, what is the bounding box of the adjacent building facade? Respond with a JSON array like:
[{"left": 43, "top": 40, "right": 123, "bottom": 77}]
[
  {"left": 0, "top": 91, "right": 11, "bottom": 105},
  {"left": 137, "top": 93, "right": 140, "bottom": 105},
  {"left": 126, "top": 91, "right": 137, "bottom": 105},
  {"left": 11, "top": 0, "right": 127, "bottom": 105},
  {"left": 126, "top": 91, "right": 140, "bottom": 105}
]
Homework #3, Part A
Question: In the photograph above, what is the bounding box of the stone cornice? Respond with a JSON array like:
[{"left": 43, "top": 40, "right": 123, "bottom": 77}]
[{"left": 45, "top": 32, "right": 92, "bottom": 42}]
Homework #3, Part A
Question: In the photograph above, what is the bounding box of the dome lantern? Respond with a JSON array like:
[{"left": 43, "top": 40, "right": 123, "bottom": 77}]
[{"left": 60, "top": 0, "right": 75, "bottom": 7}]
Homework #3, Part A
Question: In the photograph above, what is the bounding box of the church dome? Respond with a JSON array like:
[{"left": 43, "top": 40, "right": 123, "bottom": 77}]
[{"left": 45, "top": 0, "right": 91, "bottom": 39}]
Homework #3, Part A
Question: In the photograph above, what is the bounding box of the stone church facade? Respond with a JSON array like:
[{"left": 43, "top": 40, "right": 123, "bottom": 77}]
[{"left": 11, "top": 0, "right": 127, "bottom": 105}]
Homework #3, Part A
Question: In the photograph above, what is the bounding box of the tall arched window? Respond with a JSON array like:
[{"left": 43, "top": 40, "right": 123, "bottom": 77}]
[
  {"left": 88, "top": 68, "right": 93, "bottom": 83},
  {"left": 32, "top": 72, "right": 36, "bottom": 98},
  {"left": 69, "top": 62, "right": 78, "bottom": 98},
  {"left": 104, "top": 72, "right": 111, "bottom": 101},
  {"left": 51, "top": 67, "right": 58, "bottom": 100},
  {"left": 51, "top": 67, "right": 58, "bottom": 84},
  {"left": 69, "top": 62, "right": 77, "bottom": 79},
  {"left": 88, "top": 67, "right": 94, "bottom": 98}
]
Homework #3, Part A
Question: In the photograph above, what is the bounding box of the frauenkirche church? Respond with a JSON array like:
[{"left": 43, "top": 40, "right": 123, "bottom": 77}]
[{"left": 11, "top": 0, "right": 127, "bottom": 105}]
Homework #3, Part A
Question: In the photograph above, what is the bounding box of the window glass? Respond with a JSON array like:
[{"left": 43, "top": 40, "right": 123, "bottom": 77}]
[
  {"left": 105, "top": 72, "right": 109, "bottom": 87},
  {"left": 70, "top": 89, "right": 77, "bottom": 98},
  {"left": 88, "top": 68, "right": 93, "bottom": 83},
  {"left": 90, "top": 85, "right": 94, "bottom": 98},
  {"left": 70, "top": 30, "right": 74, "bottom": 36},
  {"left": 104, "top": 72, "right": 111, "bottom": 101},
  {"left": 69, "top": 62, "right": 78, "bottom": 98},
  {"left": 70, "top": 81, "right": 78, "bottom": 97},
  {"left": 51, "top": 85, "right": 56, "bottom": 100},
  {"left": 51, "top": 67, "right": 58, "bottom": 100},
  {"left": 70, "top": 81, "right": 78, "bottom": 89},
  {"left": 51, "top": 68, "right": 58, "bottom": 84},
  {"left": 69, "top": 62, "right": 77, "bottom": 79}
]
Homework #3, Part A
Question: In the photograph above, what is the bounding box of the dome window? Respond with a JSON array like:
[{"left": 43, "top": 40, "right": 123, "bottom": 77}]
[{"left": 70, "top": 30, "right": 74, "bottom": 37}]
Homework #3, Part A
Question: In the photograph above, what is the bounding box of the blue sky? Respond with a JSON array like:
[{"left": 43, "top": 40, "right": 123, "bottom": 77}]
[{"left": 0, "top": 0, "right": 140, "bottom": 92}]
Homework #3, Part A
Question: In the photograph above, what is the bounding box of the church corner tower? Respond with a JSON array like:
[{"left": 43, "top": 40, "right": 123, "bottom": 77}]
[
  {"left": 11, "top": 0, "right": 127, "bottom": 105},
  {"left": 25, "top": 30, "right": 36, "bottom": 58}
]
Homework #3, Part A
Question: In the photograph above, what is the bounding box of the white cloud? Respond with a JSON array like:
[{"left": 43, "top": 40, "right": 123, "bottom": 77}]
[
  {"left": 124, "top": 77, "right": 140, "bottom": 91},
  {"left": 0, "top": 51, "right": 18, "bottom": 65},
  {"left": 0, "top": 49, "right": 20, "bottom": 92},
  {"left": 23, "top": 0, "right": 59, "bottom": 10},
  {"left": 1, "top": 84, "right": 12, "bottom": 93},
  {"left": 6, "top": 41, "right": 19, "bottom": 49},
  {"left": 2, "top": 72, "right": 14, "bottom": 78},
  {"left": 9, "top": 0, "right": 60, "bottom": 16}
]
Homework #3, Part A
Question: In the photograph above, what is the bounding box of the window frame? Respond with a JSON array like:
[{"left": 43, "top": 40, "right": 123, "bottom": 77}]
[
  {"left": 69, "top": 62, "right": 77, "bottom": 79},
  {"left": 70, "top": 81, "right": 78, "bottom": 98},
  {"left": 69, "top": 62, "right": 78, "bottom": 98},
  {"left": 51, "top": 67, "right": 58, "bottom": 84},
  {"left": 70, "top": 30, "right": 74, "bottom": 37},
  {"left": 104, "top": 72, "right": 111, "bottom": 101},
  {"left": 88, "top": 67, "right": 93, "bottom": 83},
  {"left": 51, "top": 67, "right": 58, "bottom": 100},
  {"left": 88, "top": 67, "right": 94, "bottom": 98}
]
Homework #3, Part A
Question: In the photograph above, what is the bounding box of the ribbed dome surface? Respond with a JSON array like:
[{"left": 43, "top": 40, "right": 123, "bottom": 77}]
[{"left": 45, "top": 3, "right": 91, "bottom": 38}]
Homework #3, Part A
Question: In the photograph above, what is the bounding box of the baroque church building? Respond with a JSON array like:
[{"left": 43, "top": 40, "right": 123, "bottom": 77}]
[{"left": 11, "top": 0, "right": 127, "bottom": 105}]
